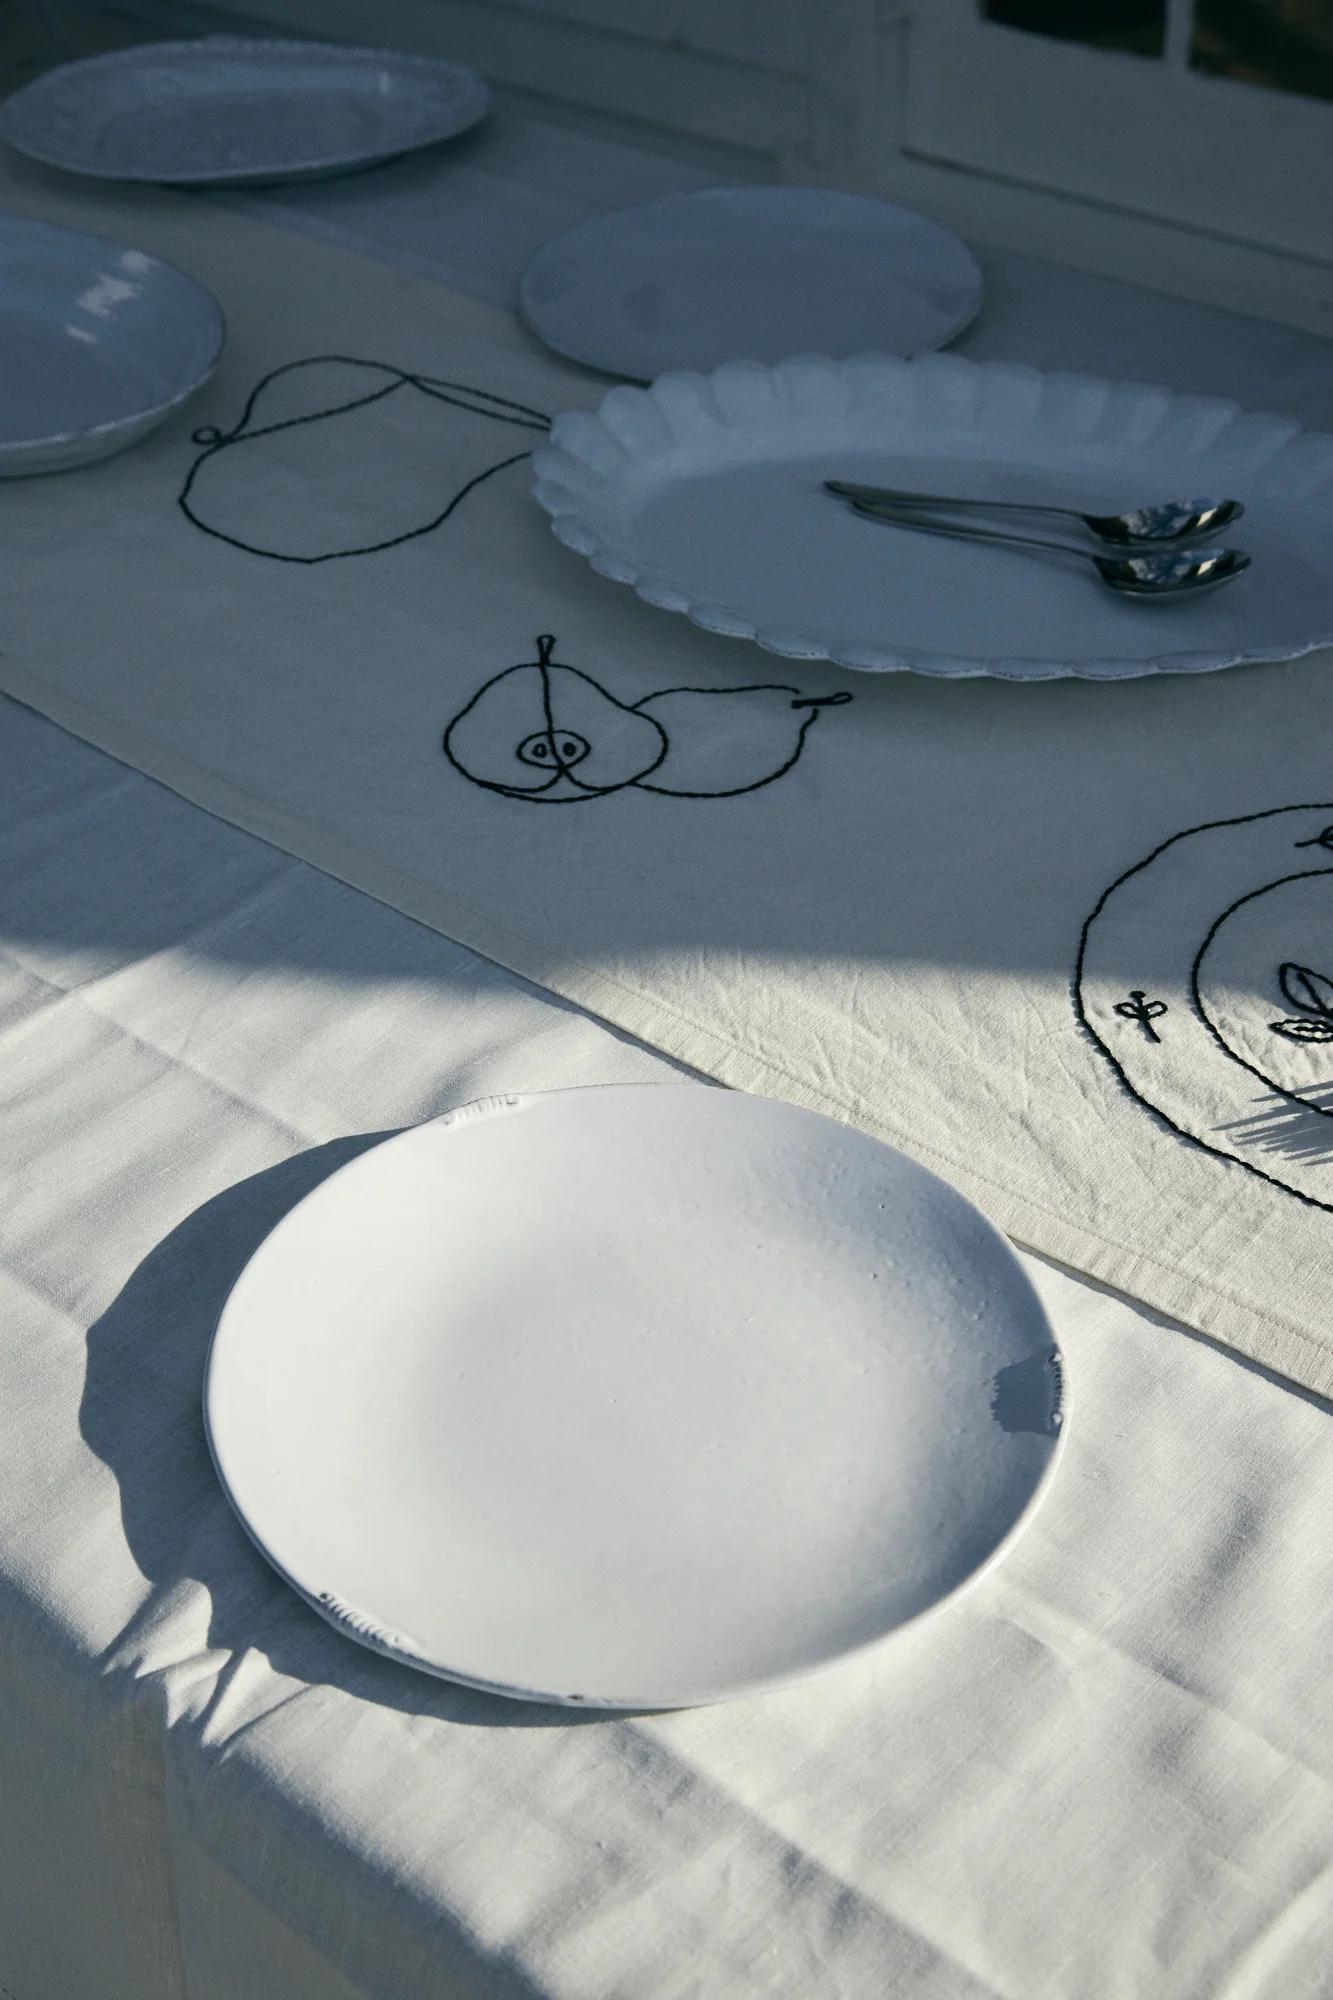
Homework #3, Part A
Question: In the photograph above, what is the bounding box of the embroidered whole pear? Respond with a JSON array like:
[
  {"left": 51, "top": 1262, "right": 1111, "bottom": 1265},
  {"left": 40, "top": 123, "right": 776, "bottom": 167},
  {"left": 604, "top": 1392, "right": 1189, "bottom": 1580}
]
[
  {"left": 444, "top": 635, "right": 668, "bottom": 801},
  {"left": 631, "top": 685, "right": 852, "bottom": 797},
  {"left": 180, "top": 358, "right": 548, "bottom": 562}
]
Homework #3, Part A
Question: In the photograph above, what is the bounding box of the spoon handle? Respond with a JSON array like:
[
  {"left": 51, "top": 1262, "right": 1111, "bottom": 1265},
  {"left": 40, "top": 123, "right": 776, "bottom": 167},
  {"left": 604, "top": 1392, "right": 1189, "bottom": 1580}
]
[
  {"left": 828, "top": 481, "right": 1086, "bottom": 527},
  {"left": 847, "top": 501, "right": 1093, "bottom": 563}
]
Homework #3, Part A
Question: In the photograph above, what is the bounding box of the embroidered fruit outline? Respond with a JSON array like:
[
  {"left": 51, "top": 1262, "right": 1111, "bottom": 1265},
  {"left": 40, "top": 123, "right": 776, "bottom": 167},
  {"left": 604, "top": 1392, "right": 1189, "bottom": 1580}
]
[
  {"left": 1075, "top": 804, "right": 1333, "bottom": 1210},
  {"left": 446, "top": 637, "right": 668, "bottom": 802},
  {"left": 443, "top": 635, "right": 852, "bottom": 803},
  {"left": 179, "top": 356, "right": 550, "bottom": 562}
]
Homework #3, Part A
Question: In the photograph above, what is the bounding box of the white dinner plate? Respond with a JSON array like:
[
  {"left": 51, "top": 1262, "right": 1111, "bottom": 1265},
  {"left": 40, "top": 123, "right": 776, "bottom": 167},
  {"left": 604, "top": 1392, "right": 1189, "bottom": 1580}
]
[
  {"left": 532, "top": 352, "right": 1333, "bottom": 680},
  {"left": 206, "top": 1086, "right": 1064, "bottom": 1709},
  {"left": 0, "top": 37, "right": 490, "bottom": 186},
  {"left": 0, "top": 213, "right": 224, "bottom": 475},
  {"left": 519, "top": 187, "right": 983, "bottom": 378}
]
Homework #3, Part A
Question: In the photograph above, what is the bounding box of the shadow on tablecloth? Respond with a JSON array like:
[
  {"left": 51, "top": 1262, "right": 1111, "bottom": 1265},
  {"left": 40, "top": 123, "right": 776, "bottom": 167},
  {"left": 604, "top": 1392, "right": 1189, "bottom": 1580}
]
[{"left": 79, "top": 1133, "right": 627, "bottom": 1730}]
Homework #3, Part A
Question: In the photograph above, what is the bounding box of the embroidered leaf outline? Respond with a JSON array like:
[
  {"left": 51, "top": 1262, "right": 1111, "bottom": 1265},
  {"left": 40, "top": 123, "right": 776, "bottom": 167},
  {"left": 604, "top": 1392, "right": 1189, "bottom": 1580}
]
[
  {"left": 1279, "top": 962, "right": 1333, "bottom": 1016},
  {"left": 1269, "top": 961, "right": 1333, "bottom": 1043},
  {"left": 1269, "top": 1018, "right": 1333, "bottom": 1043},
  {"left": 1294, "top": 823, "right": 1333, "bottom": 852}
]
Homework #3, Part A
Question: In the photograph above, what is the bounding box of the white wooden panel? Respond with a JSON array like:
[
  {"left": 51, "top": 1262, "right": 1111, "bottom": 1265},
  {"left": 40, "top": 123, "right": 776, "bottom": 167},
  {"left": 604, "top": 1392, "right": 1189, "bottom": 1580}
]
[
  {"left": 905, "top": 0, "right": 1333, "bottom": 264},
  {"left": 868, "top": 147, "right": 1333, "bottom": 335},
  {"left": 230, "top": 0, "right": 807, "bottom": 154},
  {"left": 1162, "top": 0, "right": 1194, "bottom": 70}
]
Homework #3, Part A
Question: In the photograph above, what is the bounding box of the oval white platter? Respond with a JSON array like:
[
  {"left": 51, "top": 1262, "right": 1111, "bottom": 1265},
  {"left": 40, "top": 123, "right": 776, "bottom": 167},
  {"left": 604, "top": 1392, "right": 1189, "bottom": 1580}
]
[
  {"left": 519, "top": 187, "right": 983, "bottom": 379},
  {"left": 531, "top": 352, "right": 1333, "bottom": 680},
  {"left": 0, "top": 213, "right": 225, "bottom": 475},
  {"left": 0, "top": 38, "right": 490, "bottom": 186},
  {"left": 206, "top": 1086, "right": 1065, "bottom": 1710}
]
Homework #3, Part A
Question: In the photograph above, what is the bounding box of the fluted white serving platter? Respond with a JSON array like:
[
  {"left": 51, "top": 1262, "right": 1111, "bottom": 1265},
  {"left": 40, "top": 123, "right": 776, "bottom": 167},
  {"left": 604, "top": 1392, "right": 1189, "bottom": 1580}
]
[
  {"left": 0, "top": 38, "right": 490, "bottom": 185},
  {"left": 532, "top": 352, "right": 1333, "bottom": 680},
  {"left": 205, "top": 1086, "right": 1065, "bottom": 1709}
]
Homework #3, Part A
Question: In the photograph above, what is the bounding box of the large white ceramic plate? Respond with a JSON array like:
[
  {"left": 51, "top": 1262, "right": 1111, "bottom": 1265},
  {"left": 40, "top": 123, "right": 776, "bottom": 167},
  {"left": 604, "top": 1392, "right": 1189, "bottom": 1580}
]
[
  {"left": 0, "top": 38, "right": 490, "bottom": 186},
  {"left": 532, "top": 352, "right": 1333, "bottom": 680},
  {"left": 0, "top": 213, "right": 224, "bottom": 475},
  {"left": 206, "top": 1086, "right": 1064, "bottom": 1709},
  {"left": 519, "top": 187, "right": 983, "bottom": 378}
]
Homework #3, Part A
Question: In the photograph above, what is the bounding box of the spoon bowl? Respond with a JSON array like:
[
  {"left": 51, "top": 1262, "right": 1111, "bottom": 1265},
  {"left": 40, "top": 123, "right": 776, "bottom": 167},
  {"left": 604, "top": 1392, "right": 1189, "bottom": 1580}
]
[
  {"left": 1086, "top": 498, "right": 1245, "bottom": 545},
  {"left": 844, "top": 498, "right": 1252, "bottom": 598},
  {"left": 1095, "top": 545, "right": 1252, "bottom": 596}
]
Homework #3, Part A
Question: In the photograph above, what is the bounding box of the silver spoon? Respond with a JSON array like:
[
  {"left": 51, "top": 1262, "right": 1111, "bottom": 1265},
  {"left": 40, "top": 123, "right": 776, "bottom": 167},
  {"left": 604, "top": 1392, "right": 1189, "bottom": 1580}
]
[
  {"left": 826, "top": 481, "right": 1243, "bottom": 546},
  {"left": 845, "top": 500, "right": 1251, "bottom": 597}
]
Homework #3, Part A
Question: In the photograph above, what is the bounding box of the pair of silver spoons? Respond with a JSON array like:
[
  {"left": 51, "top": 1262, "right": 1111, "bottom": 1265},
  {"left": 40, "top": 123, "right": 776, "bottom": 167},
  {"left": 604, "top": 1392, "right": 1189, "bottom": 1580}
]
[{"left": 824, "top": 481, "right": 1250, "bottom": 598}]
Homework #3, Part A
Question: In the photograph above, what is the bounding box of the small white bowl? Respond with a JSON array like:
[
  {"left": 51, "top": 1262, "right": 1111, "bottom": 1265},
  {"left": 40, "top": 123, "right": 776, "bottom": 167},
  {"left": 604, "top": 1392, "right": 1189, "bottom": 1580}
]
[{"left": 0, "top": 213, "right": 225, "bottom": 476}]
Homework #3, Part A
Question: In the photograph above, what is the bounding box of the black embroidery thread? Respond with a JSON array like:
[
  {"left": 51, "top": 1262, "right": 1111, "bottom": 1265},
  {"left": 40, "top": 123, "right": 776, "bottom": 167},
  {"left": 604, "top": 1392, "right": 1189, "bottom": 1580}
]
[
  {"left": 179, "top": 356, "right": 550, "bottom": 563},
  {"left": 1113, "top": 990, "right": 1167, "bottom": 1042},
  {"left": 1074, "top": 803, "right": 1333, "bottom": 1212},
  {"left": 1189, "top": 870, "right": 1333, "bottom": 1113},
  {"left": 1269, "top": 963, "right": 1333, "bottom": 1044},
  {"left": 630, "top": 686, "right": 853, "bottom": 799},
  {"left": 443, "top": 635, "right": 852, "bottom": 804}
]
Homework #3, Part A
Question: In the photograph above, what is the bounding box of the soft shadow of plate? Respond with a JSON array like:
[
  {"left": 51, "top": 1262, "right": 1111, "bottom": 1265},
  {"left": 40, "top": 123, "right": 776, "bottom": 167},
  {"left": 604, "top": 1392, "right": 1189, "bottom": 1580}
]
[
  {"left": 0, "top": 212, "right": 224, "bottom": 475},
  {"left": 205, "top": 1085, "right": 1065, "bottom": 1710},
  {"left": 519, "top": 186, "right": 983, "bottom": 379},
  {"left": 0, "top": 36, "right": 490, "bottom": 186}
]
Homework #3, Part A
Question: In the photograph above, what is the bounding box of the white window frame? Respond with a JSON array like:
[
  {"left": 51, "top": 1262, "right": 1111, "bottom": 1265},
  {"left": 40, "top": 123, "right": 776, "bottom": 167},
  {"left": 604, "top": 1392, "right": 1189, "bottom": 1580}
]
[{"left": 805, "top": 0, "right": 1333, "bottom": 335}]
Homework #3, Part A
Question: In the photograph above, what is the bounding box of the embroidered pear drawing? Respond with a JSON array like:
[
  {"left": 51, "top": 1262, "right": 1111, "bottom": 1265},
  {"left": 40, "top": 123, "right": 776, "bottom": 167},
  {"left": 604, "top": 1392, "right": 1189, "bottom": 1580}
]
[
  {"left": 444, "top": 636, "right": 852, "bottom": 804},
  {"left": 445, "top": 636, "right": 668, "bottom": 800},
  {"left": 179, "top": 357, "right": 549, "bottom": 562},
  {"left": 635, "top": 684, "right": 851, "bottom": 797}
]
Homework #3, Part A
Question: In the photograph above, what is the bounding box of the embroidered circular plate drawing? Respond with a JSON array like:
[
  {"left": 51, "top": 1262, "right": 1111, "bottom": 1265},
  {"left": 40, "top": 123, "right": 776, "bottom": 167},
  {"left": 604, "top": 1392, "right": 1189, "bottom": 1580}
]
[
  {"left": 1076, "top": 805, "right": 1333, "bottom": 1207},
  {"left": 205, "top": 1086, "right": 1064, "bottom": 1709}
]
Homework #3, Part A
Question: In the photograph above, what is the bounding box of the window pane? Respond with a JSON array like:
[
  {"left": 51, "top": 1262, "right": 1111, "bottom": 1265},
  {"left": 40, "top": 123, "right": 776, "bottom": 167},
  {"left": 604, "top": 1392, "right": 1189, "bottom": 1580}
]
[
  {"left": 981, "top": 0, "right": 1167, "bottom": 55},
  {"left": 1193, "top": 0, "right": 1333, "bottom": 102}
]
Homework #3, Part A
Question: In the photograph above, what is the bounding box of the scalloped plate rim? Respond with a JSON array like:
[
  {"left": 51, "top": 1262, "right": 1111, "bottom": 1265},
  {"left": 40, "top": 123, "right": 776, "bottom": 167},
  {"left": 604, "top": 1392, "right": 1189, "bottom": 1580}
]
[{"left": 531, "top": 352, "right": 1333, "bottom": 681}]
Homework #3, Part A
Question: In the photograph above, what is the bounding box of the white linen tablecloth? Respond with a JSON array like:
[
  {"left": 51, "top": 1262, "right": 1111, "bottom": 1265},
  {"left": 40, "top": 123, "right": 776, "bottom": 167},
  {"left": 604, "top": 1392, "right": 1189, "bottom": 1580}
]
[
  {"left": 2, "top": 105, "right": 1332, "bottom": 2000},
  {"left": 5, "top": 146, "right": 1333, "bottom": 1393}
]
